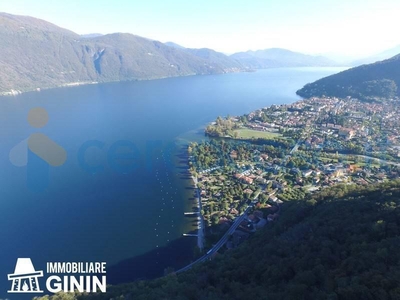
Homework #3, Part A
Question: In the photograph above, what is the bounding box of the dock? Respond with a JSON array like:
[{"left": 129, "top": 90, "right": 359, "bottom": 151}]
[{"left": 184, "top": 212, "right": 200, "bottom": 215}]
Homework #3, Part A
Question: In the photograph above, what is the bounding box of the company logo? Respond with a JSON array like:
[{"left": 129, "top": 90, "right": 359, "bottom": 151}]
[
  {"left": 7, "top": 258, "right": 44, "bottom": 293},
  {"left": 9, "top": 107, "right": 67, "bottom": 191},
  {"left": 7, "top": 258, "right": 107, "bottom": 295}
]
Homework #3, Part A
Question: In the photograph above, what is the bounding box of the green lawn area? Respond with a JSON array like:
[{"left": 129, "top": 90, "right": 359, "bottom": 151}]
[
  {"left": 356, "top": 162, "right": 381, "bottom": 168},
  {"left": 209, "top": 186, "right": 220, "bottom": 190},
  {"left": 319, "top": 157, "right": 338, "bottom": 163},
  {"left": 234, "top": 129, "right": 281, "bottom": 139}
]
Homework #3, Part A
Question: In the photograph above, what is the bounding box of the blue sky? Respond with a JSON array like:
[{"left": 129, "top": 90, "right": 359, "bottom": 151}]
[{"left": 1, "top": 0, "right": 400, "bottom": 57}]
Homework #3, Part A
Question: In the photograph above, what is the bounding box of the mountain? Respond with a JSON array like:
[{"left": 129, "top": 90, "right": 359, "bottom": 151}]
[
  {"left": 163, "top": 45, "right": 244, "bottom": 70},
  {"left": 319, "top": 52, "right": 360, "bottom": 65},
  {"left": 164, "top": 41, "right": 186, "bottom": 49},
  {"left": 230, "top": 48, "right": 338, "bottom": 69},
  {"left": 35, "top": 180, "right": 400, "bottom": 300},
  {"left": 351, "top": 45, "right": 400, "bottom": 66},
  {"left": 81, "top": 33, "right": 103, "bottom": 38},
  {"left": 296, "top": 54, "right": 400, "bottom": 101},
  {"left": 185, "top": 48, "right": 244, "bottom": 70},
  {"left": 0, "top": 13, "right": 244, "bottom": 94}
]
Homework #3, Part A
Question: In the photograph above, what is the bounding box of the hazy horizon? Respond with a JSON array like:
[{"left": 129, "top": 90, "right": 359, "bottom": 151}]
[{"left": 1, "top": 0, "right": 400, "bottom": 60}]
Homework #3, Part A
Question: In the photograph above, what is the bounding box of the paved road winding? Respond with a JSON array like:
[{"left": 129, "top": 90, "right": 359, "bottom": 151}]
[{"left": 176, "top": 205, "right": 252, "bottom": 273}]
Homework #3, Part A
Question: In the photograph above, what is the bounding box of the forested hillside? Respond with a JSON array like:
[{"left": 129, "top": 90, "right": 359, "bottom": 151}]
[
  {"left": 297, "top": 54, "right": 400, "bottom": 101},
  {"left": 0, "top": 13, "right": 243, "bottom": 94}
]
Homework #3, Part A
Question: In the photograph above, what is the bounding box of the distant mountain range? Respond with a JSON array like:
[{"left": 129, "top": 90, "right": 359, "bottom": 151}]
[
  {"left": 0, "top": 12, "right": 371, "bottom": 95},
  {"left": 230, "top": 48, "right": 338, "bottom": 69},
  {"left": 350, "top": 44, "right": 400, "bottom": 66},
  {"left": 163, "top": 43, "right": 339, "bottom": 69},
  {"left": 297, "top": 54, "right": 400, "bottom": 100}
]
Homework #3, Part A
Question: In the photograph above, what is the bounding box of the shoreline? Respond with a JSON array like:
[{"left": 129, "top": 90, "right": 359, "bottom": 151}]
[
  {"left": 0, "top": 81, "right": 99, "bottom": 97},
  {"left": 0, "top": 66, "right": 349, "bottom": 98},
  {"left": 0, "top": 71, "right": 223, "bottom": 98},
  {"left": 191, "top": 174, "right": 205, "bottom": 251}
]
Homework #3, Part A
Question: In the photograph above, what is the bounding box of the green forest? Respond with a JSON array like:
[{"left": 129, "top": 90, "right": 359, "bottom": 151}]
[
  {"left": 35, "top": 180, "right": 400, "bottom": 300},
  {"left": 296, "top": 54, "right": 400, "bottom": 101}
]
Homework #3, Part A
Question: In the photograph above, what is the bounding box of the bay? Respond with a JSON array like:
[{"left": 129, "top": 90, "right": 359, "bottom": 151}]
[{"left": 0, "top": 67, "right": 346, "bottom": 297}]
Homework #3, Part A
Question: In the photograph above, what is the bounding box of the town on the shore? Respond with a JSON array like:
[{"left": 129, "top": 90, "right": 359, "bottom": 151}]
[{"left": 187, "top": 96, "right": 400, "bottom": 250}]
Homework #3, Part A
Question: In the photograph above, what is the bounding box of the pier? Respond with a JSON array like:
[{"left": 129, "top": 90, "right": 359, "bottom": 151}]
[
  {"left": 181, "top": 176, "right": 205, "bottom": 251},
  {"left": 184, "top": 212, "right": 200, "bottom": 216}
]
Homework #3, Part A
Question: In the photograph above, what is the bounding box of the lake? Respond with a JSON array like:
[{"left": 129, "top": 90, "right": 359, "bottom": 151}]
[{"left": 0, "top": 67, "right": 346, "bottom": 297}]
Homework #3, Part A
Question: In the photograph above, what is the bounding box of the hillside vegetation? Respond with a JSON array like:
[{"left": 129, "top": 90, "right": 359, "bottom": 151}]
[
  {"left": 297, "top": 54, "right": 400, "bottom": 101},
  {"left": 35, "top": 180, "right": 400, "bottom": 300},
  {"left": 0, "top": 13, "right": 243, "bottom": 94}
]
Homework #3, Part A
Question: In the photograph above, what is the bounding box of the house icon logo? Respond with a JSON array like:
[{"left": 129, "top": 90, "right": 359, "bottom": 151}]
[{"left": 7, "top": 258, "right": 44, "bottom": 293}]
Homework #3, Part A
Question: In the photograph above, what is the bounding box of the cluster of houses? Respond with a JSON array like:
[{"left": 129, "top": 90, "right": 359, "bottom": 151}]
[
  {"left": 230, "top": 148, "right": 397, "bottom": 198},
  {"left": 225, "top": 207, "right": 280, "bottom": 249},
  {"left": 234, "top": 96, "right": 400, "bottom": 159},
  {"left": 198, "top": 144, "right": 399, "bottom": 222},
  {"left": 196, "top": 96, "right": 400, "bottom": 250},
  {"left": 234, "top": 172, "right": 255, "bottom": 184},
  {"left": 197, "top": 146, "right": 398, "bottom": 248}
]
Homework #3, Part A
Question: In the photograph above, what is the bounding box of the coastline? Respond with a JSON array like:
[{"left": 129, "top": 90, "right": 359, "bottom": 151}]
[
  {"left": 191, "top": 174, "right": 205, "bottom": 251},
  {"left": 0, "top": 81, "right": 99, "bottom": 97},
  {"left": 0, "top": 76, "right": 196, "bottom": 97},
  {"left": 0, "top": 71, "right": 229, "bottom": 97},
  {"left": 175, "top": 126, "right": 210, "bottom": 252},
  {"left": 0, "top": 66, "right": 348, "bottom": 98}
]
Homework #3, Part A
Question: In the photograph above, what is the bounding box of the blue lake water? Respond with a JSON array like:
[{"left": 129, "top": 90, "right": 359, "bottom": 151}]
[{"left": 0, "top": 67, "right": 346, "bottom": 298}]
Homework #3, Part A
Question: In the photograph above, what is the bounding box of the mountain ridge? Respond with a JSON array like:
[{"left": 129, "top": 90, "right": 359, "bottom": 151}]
[
  {"left": 0, "top": 13, "right": 244, "bottom": 94},
  {"left": 296, "top": 54, "right": 400, "bottom": 100},
  {"left": 350, "top": 44, "right": 400, "bottom": 66},
  {"left": 0, "top": 13, "right": 349, "bottom": 95},
  {"left": 230, "top": 48, "right": 338, "bottom": 69}
]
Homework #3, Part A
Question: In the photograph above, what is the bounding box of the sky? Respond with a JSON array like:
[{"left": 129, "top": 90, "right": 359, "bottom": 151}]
[{"left": 1, "top": 0, "right": 400, "bottom": 59}]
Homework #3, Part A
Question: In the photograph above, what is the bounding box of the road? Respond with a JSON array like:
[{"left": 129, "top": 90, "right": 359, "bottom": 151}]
[
  {"left": 353, "top": 154, "right": 400, "bottom": 167},
  {"left": 176, "top": 205, "right": 252, "bottom": 274},
  {"left": 289, "top": 125, "right": 311, "bottom": 155}
]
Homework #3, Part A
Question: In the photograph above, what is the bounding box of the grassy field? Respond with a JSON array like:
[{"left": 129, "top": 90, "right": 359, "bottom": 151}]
[{"left": 234, "top": 129, "right": 281, "bottom": 139}]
